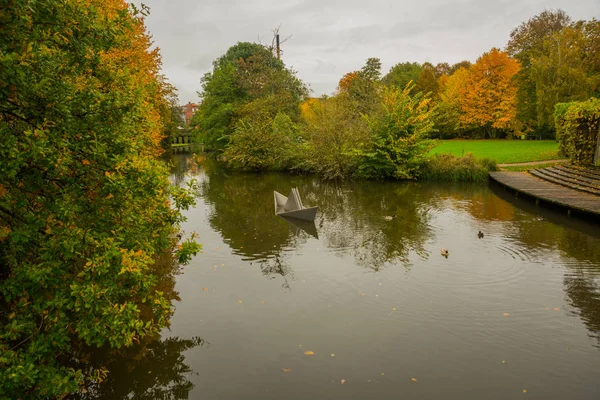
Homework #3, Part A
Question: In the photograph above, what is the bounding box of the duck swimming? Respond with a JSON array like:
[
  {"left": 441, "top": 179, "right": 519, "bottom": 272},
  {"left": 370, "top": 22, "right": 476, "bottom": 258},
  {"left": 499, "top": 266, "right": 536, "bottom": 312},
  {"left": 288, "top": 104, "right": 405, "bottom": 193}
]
[
  {"left": 441, "top": 248, "right": 449, "bottom": 257},
  {"left": 478, "top": 231, "right": 484, "bottom": 239}
]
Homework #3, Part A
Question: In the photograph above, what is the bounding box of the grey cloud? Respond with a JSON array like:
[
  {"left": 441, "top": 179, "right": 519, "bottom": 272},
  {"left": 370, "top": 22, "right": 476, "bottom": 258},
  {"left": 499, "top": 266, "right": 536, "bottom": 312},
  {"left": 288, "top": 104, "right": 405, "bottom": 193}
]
[{"left": 136, "top": 0, "right": 600, "bottom": 102}]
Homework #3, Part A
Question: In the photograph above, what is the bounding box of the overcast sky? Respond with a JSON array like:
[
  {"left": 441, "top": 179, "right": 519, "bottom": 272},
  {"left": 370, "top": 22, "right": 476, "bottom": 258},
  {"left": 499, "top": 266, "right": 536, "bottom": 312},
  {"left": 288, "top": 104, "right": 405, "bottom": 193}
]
[{"left": 135, "top": 0, "right": 600, "bottom": 104}]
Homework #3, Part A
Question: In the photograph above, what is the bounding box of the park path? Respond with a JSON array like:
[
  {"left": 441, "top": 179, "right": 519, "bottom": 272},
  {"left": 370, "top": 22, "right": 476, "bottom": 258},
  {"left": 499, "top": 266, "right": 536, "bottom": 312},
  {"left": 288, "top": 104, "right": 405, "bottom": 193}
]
[{"left": 497, "top": 159, "right": 569, "bottom": 167}]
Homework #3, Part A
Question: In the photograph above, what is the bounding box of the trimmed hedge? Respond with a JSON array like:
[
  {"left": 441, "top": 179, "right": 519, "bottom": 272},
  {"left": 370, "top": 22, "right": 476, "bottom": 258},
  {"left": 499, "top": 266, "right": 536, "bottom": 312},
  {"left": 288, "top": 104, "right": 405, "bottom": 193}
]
[{"left": 555, "top": 98, "right": 600, "bottom": 166}]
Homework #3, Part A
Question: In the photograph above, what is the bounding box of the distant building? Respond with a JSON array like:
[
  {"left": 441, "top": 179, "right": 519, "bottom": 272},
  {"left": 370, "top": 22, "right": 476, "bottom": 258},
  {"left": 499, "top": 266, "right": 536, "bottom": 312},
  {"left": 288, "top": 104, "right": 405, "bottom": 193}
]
[{"left": 182, "top": 102, "right": 198, "bottom": 125}]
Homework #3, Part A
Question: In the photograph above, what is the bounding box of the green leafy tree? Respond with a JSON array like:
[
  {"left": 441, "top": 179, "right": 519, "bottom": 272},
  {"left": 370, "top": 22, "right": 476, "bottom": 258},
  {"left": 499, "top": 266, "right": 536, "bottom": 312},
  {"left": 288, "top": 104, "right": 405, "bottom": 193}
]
[
  {"left": 531, "top": 25, "right": 595, "bottom": 128},
  {"left": 0, "top": 0, "right": 199, "bottom": 397},
  {"left": 356, "top": 84, "right": 437, "bottom": 180},
  {"left": 415, "top": 62, "right": 439, "bottom": 98},
  {"left": 506, "top": 10, "right": 572, "bottom": 131},
  {"left": 382, "top": 62, "right": 422, "bottom": 91},
  {"left": 193, "top": 42, "right": 307, "bottom": 152},
  {"left": 299, "top": 94, "right": 371, "bottom": 179},
  {"left": 223, "top": 112, "right": 300, "bottom": 171}
]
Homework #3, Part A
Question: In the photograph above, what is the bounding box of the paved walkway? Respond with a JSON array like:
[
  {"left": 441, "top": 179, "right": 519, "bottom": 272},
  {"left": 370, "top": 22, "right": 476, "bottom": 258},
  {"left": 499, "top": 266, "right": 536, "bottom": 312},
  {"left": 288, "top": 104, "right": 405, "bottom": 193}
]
[{"left": 497, "top": 159, "right": 569, "bottom": 167}]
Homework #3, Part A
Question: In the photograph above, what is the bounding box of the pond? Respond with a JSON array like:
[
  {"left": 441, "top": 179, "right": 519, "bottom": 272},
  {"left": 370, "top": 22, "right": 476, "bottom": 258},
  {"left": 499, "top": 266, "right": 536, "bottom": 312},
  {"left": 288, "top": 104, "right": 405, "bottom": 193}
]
[{"left": 107, "top": 153, "right": 600, "bottom": 399}]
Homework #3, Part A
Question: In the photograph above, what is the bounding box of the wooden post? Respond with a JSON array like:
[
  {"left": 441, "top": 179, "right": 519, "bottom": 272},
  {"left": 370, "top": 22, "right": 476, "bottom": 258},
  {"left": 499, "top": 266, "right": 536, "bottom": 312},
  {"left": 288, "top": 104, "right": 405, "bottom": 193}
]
[
  {"left": 276, "top": 34, "right": 280, "bottom": 60},
  {"left": 594, "top": 119, "right": 600, "bottom": 166}
]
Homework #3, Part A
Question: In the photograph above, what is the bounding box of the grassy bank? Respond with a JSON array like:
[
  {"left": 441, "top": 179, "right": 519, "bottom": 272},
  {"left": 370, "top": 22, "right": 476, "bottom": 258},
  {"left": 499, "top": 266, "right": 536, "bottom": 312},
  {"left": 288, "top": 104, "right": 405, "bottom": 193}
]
[{"left": 430, "top": 140, "right": 563, "bottom": 164}]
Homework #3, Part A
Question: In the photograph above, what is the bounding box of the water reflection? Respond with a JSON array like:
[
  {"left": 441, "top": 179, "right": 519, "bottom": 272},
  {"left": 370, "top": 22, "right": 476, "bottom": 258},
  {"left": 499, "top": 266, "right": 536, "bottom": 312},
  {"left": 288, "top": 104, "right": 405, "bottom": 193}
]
[
  {"left": 151, "top": 154, "right": 600, "bottom": 399},
  {"left": 71, "top": 336, "right": 206, "bottom": 400},
  {"left": 192, "top": 155, "right": 432, "bottom": 272},
  {"left": 174, "top": 153, "right": 600, "bottom": 349}
]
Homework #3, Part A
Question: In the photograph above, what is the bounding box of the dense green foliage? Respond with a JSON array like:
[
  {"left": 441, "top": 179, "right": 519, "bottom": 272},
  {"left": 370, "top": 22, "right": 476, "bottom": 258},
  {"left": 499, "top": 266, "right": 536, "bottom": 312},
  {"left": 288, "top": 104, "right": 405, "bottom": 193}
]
[
  {"left": 192, "top": 42, "right": 308, "bottom": 152},
  {"left": 192, "top": 10, "right": 600, "bottom": 179},
  {"left": 356, "top": 85, "right": 437, "bottom": 179},
  {"left": 0, "top": 1, "right": 200, "bottom": 397},
  {"left": 554, "top": 98, "right": 600, "bottom": 165},
  {"left": 507, "top": 11, "right": 600, "bottom": 134},
  {"left": 421, "top": 153, "right": 498, "bottom": 182}
]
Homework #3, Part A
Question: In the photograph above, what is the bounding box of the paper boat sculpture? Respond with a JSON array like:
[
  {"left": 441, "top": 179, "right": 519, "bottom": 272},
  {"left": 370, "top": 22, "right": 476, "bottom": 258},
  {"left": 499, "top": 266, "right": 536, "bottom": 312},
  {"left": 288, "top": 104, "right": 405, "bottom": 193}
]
[{"left": 274, "top": 187, "right": 318, "bottom": 221}]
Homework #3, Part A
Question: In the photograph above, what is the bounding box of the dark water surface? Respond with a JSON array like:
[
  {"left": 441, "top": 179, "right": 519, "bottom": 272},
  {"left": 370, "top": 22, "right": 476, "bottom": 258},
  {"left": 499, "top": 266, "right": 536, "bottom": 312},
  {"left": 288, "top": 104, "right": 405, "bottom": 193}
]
[{"left": 132, "top": 154, "right": 600, "bottom": 399}]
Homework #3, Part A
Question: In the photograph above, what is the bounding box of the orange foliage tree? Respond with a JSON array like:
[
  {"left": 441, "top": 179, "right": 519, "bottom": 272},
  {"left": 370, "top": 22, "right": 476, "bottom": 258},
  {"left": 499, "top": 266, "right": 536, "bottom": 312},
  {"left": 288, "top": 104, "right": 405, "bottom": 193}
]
[
  {"left": 460, "top": 48, "right": 521, "bottom": 136},
  {"left": 337, "top": 71, "right": 359, "bottom": 92}
]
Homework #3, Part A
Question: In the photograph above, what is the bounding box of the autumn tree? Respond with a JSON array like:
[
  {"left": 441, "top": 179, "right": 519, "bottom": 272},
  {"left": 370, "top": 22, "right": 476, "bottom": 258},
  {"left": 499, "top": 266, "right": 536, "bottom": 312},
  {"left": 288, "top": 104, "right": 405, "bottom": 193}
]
[
  {"left": 435, "top": 67, "right": 471, "bottom": 137},
  {"left": 460, "top": 48, "right": 521, "bottom": 137},
  {"left": 0, "top": 0, "right": 199, "bottom": 397}
]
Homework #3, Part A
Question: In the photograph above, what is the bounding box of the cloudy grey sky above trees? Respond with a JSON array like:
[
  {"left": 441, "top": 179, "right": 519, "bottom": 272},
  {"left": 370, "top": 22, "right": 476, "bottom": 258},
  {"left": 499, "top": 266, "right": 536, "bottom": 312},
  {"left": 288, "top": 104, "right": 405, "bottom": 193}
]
[{"left": 136, "top": 0, "right": 600, "bottom": 104}]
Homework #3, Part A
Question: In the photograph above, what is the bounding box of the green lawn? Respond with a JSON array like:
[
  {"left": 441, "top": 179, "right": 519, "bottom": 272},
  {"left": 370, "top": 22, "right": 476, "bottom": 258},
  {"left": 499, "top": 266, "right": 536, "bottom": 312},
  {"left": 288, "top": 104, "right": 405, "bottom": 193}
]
[{"left": 430, "top": 140, "right": 564, "bottom": 164}]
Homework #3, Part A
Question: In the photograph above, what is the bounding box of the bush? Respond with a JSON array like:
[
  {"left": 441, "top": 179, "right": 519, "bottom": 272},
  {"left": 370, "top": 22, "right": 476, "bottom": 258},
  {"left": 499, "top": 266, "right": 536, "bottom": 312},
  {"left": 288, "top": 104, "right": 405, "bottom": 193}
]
[
  {"left": 355, "top": 84, "right": 437, "bottom": 180},
  {"left": 421, "top": 153, "right": 498, "bottom": 182},
  {"left": 554, "top": 98, "right": 600, "bottom": 165}
]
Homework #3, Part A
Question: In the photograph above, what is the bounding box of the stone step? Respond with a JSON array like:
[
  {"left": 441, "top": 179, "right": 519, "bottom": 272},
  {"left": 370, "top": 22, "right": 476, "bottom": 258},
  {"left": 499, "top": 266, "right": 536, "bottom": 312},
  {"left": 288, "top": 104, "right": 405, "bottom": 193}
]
[
  {"left": 554, "top": 165, "right": 600, "bottom": 181},
  {"left": 529, "top": 169, "right": 600, "bottom": 196},
  {"left": 533, "top": 168, "right": 598, "bottom": 191},
  {"left": 545, "top": 167, "right": 600, "bottom": 188}
]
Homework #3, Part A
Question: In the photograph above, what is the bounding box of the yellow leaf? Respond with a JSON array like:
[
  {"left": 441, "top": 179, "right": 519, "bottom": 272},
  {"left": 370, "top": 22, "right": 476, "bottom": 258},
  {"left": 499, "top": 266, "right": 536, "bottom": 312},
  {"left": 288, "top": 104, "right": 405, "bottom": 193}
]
[
  {"left": 238, "top": 300, "right": 243, "bottom": 304},
  {"left": 554, "top": 308, "right": 560, "bottom": 311},
  {"left": 330, "top": 353, "right": 335, "bottom": 357},
  {"left": 82, "top": 159, "right": 90, "bottom": 166},
  {"left": 106, "top": 193, "right": 114, "bottom": 200},
  {"left": 304, "top": 350, "right": 314, "bottom": 355},
  {"left": 202, "top": 288, "right": 208, "bottom": 291},
  {"left": 411, "top": 378, "right": 417, "bottom": 382},
  {"left": 340, "top": 379, "right": 345, "bottom": 384},
  {"left": 503, "top": 313, "right": 510, "bottom": 316},
  {"left": 523, "top": 389, "right": 527, "bottom": 393},
  {"left": 282, "top": 368, "right": 292, "bottom": 373}
]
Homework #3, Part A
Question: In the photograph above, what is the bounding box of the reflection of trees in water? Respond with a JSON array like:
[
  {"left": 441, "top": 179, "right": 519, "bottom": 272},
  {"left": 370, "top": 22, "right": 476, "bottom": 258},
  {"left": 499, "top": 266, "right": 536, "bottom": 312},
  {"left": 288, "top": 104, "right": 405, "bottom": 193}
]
[
  {"left": 258, "top": 254, "right": 293, "bottom": 290},
  {"left": 564, "top": 272, "right": 600, "bottom": 348},
  {"left": 70, "top": 336, "right": 207, "bottom": 400},
  {"left": 197, "top": 159, "right": 432, "bottom": 273},
  {"left": 316, "top": 180, "right": 431, "bottom": 271}
]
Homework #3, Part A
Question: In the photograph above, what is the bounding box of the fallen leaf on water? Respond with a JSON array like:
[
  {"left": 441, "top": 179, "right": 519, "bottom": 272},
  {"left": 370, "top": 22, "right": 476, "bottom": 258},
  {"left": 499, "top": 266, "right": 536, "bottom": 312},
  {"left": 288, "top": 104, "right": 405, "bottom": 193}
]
[
  {"left": 503, "top": 313, "right": 510, "bottom": 316},
  {"left": 381, "top": 372, "right": 385, "bottom": 376},
  {"left": 523, "top": 389, "right": 527, "bottom": 393},
  {"left": 330, "top": 353, "right": 335, "bottom": 357},
  {"left": 554, "top": 308, "right": 560, "bottom": 311},
  {"left": 411, "top": 378, "right": 417, "bottom": 382},
  {"left": 282, "top": 368, "right": 292, "bottom": 373},
  {"left": 392, "top": 308, "right": 396, "bottom": 311},
  {"left": 202, "top": 288, "right": 208, "bottom": 291},
  {"left": 221, "top": 263, "right": 225, "bottom": 266},
  {"left": 304, "top": 350, "right": 314, "bottom": 355},
  {"left": 238, "top": 300, "right": 243, "bottom": 304},
  {"left": 502, "top": 360, "right": 506, "bottom": 364},
  {"left": 260, "top": 300, "right": 265, "bottom": 304},
  {"left": 340, "top": 379, "right": 345, "bottom": 384}
]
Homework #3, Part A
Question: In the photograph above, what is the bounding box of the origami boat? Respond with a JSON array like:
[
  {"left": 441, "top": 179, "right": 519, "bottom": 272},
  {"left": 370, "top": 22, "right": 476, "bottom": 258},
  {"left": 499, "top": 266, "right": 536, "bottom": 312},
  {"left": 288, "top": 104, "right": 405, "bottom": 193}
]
[{"left": 274, "top": 187, "right": 318, "bottom": 222}]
